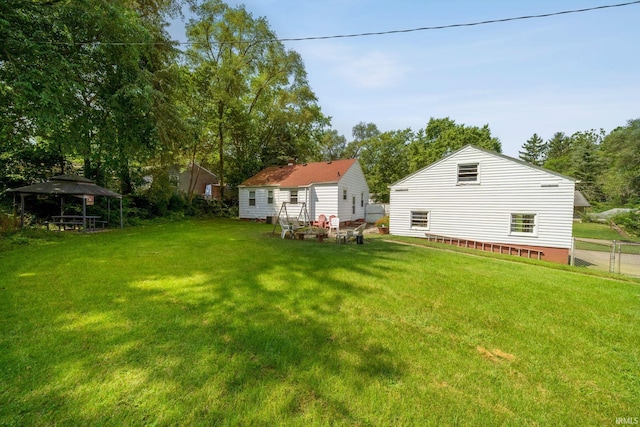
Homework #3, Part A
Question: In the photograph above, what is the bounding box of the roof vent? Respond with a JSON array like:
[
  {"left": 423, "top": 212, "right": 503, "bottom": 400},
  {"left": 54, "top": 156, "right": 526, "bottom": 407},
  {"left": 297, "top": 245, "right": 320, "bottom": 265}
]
[{"left": 327, "top": 161, "right": 332, "bottom": 164}]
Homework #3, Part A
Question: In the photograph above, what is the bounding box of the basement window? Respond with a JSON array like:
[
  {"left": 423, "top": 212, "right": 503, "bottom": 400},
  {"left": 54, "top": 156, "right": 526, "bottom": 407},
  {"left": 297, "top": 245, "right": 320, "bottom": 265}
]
[
  {"left": 411, "top": 211, "right": 430, "bottom": 229},
  {"left": 457, "top": 163, "right": 479, "bottom": 184},
  {"left": 510, "top": 213, "right": 537, "bottom": 236}
]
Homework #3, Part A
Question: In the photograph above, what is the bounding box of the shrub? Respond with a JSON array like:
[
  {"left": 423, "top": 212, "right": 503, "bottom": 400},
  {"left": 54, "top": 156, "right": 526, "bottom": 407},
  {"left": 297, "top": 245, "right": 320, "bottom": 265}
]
[
  {"left": 611, "top": 209, "right": 640, "bottom": 237},
  {"left": 375, "top": 215, "right": 389, "bottom": 228}
]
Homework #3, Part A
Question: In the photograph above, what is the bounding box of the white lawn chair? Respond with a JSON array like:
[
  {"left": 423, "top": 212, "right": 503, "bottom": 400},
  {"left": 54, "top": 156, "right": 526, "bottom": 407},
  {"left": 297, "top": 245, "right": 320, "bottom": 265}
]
[
  {"left": 279, "top": 217, "right": 297, "bottom": 239},
  {"left": 328, "top": 216, "right": 340, "bottom": 235},
  {"left": 350, "top": 223, "right": 366, "bottom": 243}
]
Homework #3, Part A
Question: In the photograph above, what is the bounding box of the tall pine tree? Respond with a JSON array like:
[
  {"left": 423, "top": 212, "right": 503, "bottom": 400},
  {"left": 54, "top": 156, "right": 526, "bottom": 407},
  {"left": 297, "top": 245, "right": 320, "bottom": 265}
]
[{"left": 519, "top": 133, "right": 545, "bottom": 166}]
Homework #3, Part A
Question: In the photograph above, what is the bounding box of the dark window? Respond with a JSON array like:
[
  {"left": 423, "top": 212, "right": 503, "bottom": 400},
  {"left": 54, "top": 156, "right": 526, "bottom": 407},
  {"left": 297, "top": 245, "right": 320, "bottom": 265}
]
[
  {"left": 411, "top": 211, "right": 429, "bottom": 228},
  {"left": 457, "top": 163, "right": 479, "bottom": 183},
  {"left": 510, "top": 213, "right": 536, "bottom": 234}
]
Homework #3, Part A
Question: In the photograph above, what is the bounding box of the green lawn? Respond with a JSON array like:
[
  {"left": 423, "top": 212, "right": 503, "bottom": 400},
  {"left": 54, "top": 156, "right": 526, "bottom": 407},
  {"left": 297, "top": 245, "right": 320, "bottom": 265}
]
[
  {"left": 1, "top": 219, "right": 639, "bottom": 425},
  {"left": 573, "top": 221, "right": 640, "bottom": 242}
]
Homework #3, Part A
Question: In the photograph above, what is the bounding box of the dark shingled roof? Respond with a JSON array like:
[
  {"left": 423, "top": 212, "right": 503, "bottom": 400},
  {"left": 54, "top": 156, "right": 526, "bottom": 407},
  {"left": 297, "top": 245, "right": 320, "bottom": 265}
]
[{"left": 8, "top": 175, "right": 121, "bottom": 197}]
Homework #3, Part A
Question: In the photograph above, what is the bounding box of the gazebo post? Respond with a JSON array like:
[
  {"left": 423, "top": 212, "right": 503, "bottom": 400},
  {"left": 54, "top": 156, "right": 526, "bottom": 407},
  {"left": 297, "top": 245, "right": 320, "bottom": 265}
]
[
  {"left": 20, "top": 193, "right": 25, "bottom": 229},
  {"left": 82, "top": 196, "right": 87, "bottom": 231}
]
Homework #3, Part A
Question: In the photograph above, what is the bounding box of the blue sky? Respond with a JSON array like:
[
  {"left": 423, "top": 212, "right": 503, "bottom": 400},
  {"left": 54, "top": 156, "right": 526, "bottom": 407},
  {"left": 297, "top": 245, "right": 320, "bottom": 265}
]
[{"left": 169, "top": 1, "right": 640, "bottom": 157}]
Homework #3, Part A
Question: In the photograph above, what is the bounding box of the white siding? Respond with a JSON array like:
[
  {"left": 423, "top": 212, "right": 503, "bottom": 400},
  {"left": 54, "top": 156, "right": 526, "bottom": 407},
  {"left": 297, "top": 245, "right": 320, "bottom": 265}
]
[
  {"left": 311, "top": 184, "right": 338, "bottom": 221},
  {"left": 239, "top": 186, "right": 280, "bottom": 219},
  {"left": 239, "top": 160, "right": 370, "bottom": 224},
  {"left": 280, "top": 187, "right": 308, "bottom": 219},
  {"left": 337, "top": 160, "right": 370, "bottom": 222},
  {"left": 389, "top": 146, "right": 575, "bottom": 249}
]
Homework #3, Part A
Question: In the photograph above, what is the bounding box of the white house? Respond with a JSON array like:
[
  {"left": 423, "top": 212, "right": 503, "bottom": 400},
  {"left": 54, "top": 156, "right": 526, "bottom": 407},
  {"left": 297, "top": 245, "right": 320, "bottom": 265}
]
[
  {"left": 389, "top": 145, "right": 576, "bottom": 264},
  {"left": 239, "top": 159, "right": 370, "bottom": 224}
]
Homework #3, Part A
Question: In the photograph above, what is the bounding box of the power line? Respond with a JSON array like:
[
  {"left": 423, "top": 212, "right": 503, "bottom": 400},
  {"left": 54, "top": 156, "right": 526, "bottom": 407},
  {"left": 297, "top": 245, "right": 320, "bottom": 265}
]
[
  {"left": 45, "top": 1, "right": 640, "bottom": 46},
  {"left": 276, "top": 1, "right": 640, "bottom": 42}
]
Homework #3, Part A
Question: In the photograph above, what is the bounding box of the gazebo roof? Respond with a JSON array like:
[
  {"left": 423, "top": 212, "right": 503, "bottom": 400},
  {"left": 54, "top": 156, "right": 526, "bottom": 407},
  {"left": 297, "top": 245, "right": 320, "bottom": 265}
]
[{"left": 8, "top": 175, "right": 121, "bottom": 198}]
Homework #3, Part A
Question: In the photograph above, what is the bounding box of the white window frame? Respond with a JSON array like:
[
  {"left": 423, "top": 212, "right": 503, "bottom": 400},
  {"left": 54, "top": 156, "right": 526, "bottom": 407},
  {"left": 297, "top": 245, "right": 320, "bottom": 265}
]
[
  {"left": 343, "top": 188, "right": 347, "bottom": 200},
  {"left": 411, "top": 211, "right": 430, "bottom": 229},
  {"left": 510, "top": 213, "right": 537, "bottom": 236},
  {"left": 248, "top": 190, "right": 256, "bottom": 206},
  {"left": 457, "top": 163, "right": 480, "bottom": 185},
  {"left": 290, "top": 189, "right": 298, "bottom": 204},
  {"left": 267, "top": 190, "right": 273, "bottom": 204}
]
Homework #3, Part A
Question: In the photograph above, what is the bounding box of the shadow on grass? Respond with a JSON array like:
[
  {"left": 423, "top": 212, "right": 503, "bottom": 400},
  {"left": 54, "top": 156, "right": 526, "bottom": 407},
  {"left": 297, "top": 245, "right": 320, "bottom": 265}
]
[{"left": 1, "top": 220, "right": 414, "bottom": 425}]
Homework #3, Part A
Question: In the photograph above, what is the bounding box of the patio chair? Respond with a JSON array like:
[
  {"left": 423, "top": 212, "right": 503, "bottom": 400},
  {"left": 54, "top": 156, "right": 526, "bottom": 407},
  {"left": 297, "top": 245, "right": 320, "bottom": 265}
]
[
  {"left": 279, "top": 217, "right": 298, "bottom": 239},
  {"left": 313, "top": 214, "right": 327, "bottom": 229},
  {"left": 350, "top": 223, "right": 366, "bottom": 244},
  {"left": 328, "top": 216, "right": 340, "bottom": 235}
]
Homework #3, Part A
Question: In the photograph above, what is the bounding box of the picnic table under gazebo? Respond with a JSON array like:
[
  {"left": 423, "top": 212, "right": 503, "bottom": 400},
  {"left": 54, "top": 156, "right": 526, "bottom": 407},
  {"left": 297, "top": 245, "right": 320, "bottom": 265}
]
[{"left": 8, "top": 174, "right": 123, "bottom": 231}]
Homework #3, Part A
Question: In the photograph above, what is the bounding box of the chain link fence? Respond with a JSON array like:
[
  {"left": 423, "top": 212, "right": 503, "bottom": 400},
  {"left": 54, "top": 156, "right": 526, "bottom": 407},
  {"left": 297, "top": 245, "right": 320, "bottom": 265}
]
[{"left": 571, "top": 238, "right": 640, "bottom": 277}]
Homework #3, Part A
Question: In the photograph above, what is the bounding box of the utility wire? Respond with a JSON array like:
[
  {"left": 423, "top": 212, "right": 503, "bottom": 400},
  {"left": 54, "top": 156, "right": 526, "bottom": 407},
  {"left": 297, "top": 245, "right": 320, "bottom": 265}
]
[
  {"left": 46, "top": 1, "right": 640, "bottom": 46},
  {"left": 278, "top": 1, "right": 640, "bottom": 42}
]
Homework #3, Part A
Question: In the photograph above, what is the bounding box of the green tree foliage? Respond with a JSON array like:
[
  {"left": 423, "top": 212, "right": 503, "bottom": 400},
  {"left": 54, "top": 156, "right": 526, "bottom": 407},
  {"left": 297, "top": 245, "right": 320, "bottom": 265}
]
[
  {"left": 345, "top": 122, "right": 380, "bottom": 158},
  {"left": 359, "top": 129, "right": 412, "bottom": 202},
  {"left": 315, "top": 129, "right": 347, "bottom": 161},
  {"left": 600, "top": 119, "right": 640, "bottom": 205},
  {"left": 519, "top": 133, "right": 545, "bottom": 166},
  {"left": 409, "top": 117, "right": 502, "bottom": 171},
  {"left": 542, "top": 132, "right": 573, "bottom": 174},
  {"left": 569, "top": 129, "right": 605, "bottom": 203},
  {"left": 183, "top": 0, "right": 326, "bottom": 196},
  {"left": 0, "top": 0, "right": 181, "bottom": 194}
]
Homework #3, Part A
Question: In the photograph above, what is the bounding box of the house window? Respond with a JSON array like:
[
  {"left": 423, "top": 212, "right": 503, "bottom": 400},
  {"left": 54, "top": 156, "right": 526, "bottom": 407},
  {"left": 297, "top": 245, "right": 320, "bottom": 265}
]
[
  {"left": 343, "top": 188, "right": 347, "bottom": 200},
  {"left": 352, "top": 196, "right": 356, "bottom": 214},
  {"left": 457, "top": 163, "right": 479, "bottom": 184},
  {"left": 411, "top": 211, "right": 430, "bottom": 229},
  {"left": 361, "top": 192, "right": 364, "bottom": 207},
  {"left": 248, "top": 190, "right": 256, "bottom": 206},
  {"left": 290, "top": 190, "right": 298, "bottom": 204},
  {"left": 267, "top": 190, "right": 273, "bottom": 204},
  {"left": 510, "top": 213, "right": 537, "bottom": 235}
]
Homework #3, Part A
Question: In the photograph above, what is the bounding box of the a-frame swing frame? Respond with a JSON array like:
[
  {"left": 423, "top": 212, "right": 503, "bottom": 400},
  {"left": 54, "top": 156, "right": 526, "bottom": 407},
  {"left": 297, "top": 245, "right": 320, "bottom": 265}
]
[{"left": 272, "top": 201, "right": 311, "bottom": 235}]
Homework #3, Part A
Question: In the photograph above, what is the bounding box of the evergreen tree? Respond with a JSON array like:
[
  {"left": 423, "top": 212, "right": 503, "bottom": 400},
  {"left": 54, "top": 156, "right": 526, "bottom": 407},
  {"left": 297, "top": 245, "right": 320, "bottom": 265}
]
[{"left": 519, "top": 133, "right": 545, "bottom": 166}]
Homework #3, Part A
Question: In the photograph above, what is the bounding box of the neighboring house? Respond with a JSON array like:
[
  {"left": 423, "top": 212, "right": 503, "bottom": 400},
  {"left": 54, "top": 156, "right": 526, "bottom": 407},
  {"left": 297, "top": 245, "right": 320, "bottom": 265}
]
[
  {"left": 171, "top": 163, "right": 220, "bottom": 200},
  {"left": 573, "top": 190, "right": 591, "bottom": 220},
  {"left": 389, "top": 145, "right": 576, "bottom": 264},
  {"left": 238, "top": 159, "right": 370, "bottom": 224}
]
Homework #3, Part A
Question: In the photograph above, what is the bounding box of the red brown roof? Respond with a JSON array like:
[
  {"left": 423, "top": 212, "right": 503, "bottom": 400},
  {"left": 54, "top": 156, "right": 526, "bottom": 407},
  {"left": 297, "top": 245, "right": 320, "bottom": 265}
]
[{"left": 240, "top": 159, "right": 357, "bottom": 187}]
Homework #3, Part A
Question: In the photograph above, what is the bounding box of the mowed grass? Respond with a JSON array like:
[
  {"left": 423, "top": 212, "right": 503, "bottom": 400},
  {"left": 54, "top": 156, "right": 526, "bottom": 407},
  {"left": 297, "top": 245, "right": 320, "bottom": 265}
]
[
  {"left": 1, "top": 219, "right": 638, "bottom": 425},
  {"left": 573, "top": 221, "right": 640, "bottom": 242}
]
